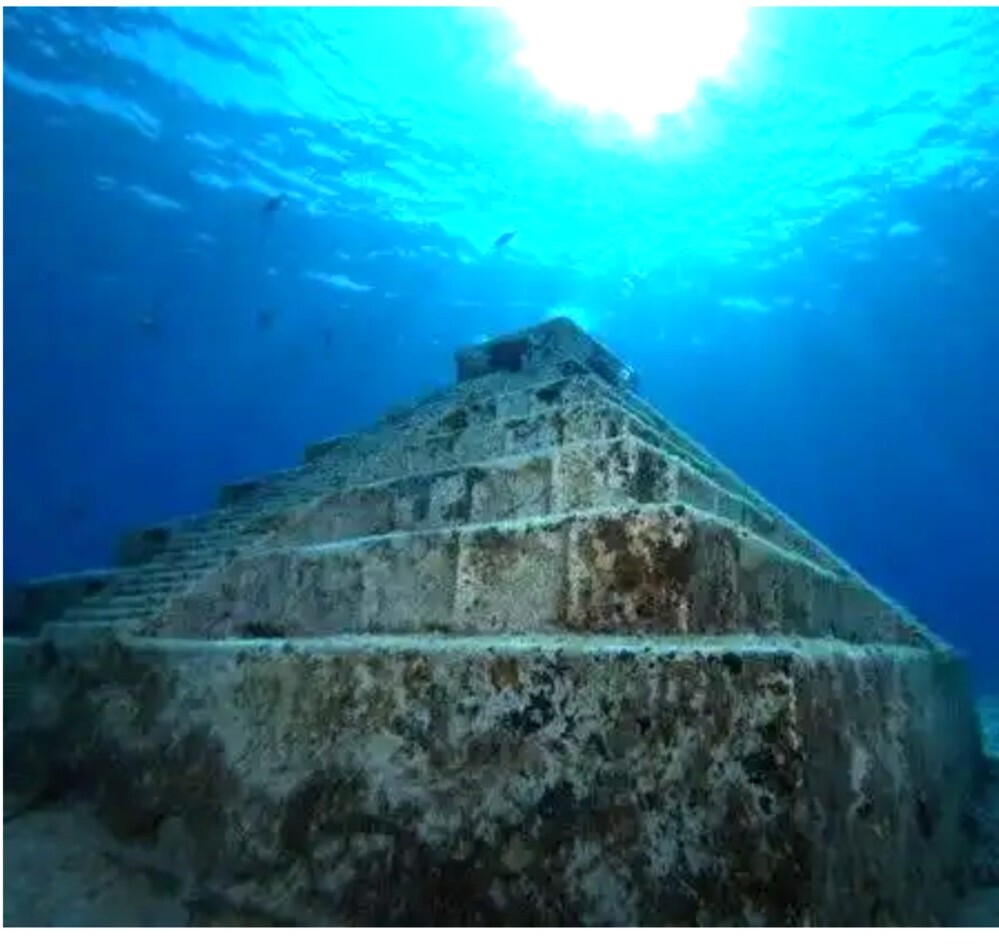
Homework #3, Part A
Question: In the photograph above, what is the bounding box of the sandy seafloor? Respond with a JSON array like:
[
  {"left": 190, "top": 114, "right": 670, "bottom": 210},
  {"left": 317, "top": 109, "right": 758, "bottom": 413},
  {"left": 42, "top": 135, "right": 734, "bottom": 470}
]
[{"left": 5, "top": 696, "right": 999, "bottom": 927}]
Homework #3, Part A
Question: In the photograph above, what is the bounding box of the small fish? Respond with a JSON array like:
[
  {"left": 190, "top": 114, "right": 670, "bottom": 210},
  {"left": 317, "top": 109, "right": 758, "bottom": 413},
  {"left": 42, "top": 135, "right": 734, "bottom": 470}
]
[
  {"left": 493, "top": 230, "right": 517, "bottom": 250},
  {"left": 322, "top": 328, "right": 333, "bottom": 351},
  {"left": 256, "top": 308, "right": 276, "bottom": 330},
  {"left": 262, "top": 193, "right": 287, "bottom": 215}
]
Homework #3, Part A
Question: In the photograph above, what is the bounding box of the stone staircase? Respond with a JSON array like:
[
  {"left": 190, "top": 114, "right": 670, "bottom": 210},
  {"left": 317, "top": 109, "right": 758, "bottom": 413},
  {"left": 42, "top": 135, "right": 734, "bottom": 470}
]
[
  {"left": 15, "top": 346, "right": 912, "bottom": 649},
  {"left": 2, "top": 317, "right": 984, "bottom": 926}
]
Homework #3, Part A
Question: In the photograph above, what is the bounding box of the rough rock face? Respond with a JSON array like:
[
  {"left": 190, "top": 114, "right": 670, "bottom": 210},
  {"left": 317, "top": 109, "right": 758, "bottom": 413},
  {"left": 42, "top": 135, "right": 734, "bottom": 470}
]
[{"left": 3, "top": 318, "right": 988, "bottom": 925}]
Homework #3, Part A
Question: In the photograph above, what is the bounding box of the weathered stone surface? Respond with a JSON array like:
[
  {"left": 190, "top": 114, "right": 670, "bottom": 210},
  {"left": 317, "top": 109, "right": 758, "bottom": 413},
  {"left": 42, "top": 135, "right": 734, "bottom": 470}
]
[
  {"left": 456, "top": 317, "right": 638, "bottom": 393},
  {"left": 149, "top": 505, "right": 927, "bottom": 648},
  {"left": 3, "top": 317, "right": 987, "bottom": 926},
  {"left": 3, "top": 571, "right": 115, "bottom": 637},
  {"left": 303, "top": 363, "right": 591, "bottom": 465},
  {"left": 277, "top": 437, "right": 766, "bottom": 553},
  {"left": 5, "top": 634, "right": 982, "bottom": 925},
  {"left": 3, "top": 805, "right": 190, "bottom": 926},
  {"left": 96, "top": 380, "right": 845, "bottom": 644}
]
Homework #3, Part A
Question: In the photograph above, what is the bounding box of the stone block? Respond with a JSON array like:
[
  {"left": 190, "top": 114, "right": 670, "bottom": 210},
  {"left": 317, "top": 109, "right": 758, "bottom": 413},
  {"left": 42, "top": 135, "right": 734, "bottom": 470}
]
[
  {"left": 427, "top": 468, "right": 471, "bottom": 525},
  {"left": 283, "top": 488, "right": 394, "bottom": 545},
  {"left": 565, "top": 507, "right": 697, "bottom": 633},
  {"left": 361, "top": 532, "right": 459, "bottom": 632},
  {"left": 553, "top": 436, "right": 648, "bottom": 512},
  {"left": 455, "top": 521, "right": 568, "bottom": 632},
  {"left": 468, "top": 455, "right": 553, "bottom": 523},
  {"left": 11, "top": 634, "right": 982, "bottom": 925},
  {"left": 391, "top": 475, "right": 435, "bottom": 531},
  {"left": 147, "top": 504, "right": 913, "bottom": 647},
  {"left": 158, "top": 548, "right": 365, "bottom": 639}
]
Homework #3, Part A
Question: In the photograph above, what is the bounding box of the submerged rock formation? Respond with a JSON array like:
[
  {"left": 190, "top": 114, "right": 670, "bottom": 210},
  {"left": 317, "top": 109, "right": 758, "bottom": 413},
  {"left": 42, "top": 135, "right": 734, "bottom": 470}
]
[{"left": 3, "top": 317, "right": 988, "bottom": 925}]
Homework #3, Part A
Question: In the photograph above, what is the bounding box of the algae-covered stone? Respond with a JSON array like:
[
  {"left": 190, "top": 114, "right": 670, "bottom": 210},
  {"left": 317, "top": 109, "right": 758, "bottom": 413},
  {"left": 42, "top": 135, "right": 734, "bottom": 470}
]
[{"left": 3, "top": 318, "right": 986, "bottom": 926}]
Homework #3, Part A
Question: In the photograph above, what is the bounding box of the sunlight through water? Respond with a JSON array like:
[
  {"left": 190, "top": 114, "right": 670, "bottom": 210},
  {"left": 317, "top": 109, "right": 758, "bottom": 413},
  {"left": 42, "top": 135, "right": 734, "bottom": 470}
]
[{"left": 502, "top": 1, "right": 751, "bottom": 134}]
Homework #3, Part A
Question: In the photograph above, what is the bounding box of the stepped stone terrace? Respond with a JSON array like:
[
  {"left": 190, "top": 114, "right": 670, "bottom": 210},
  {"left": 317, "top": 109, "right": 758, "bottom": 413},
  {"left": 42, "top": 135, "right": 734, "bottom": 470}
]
[{"left": 3, "top": 317, "right": 987, "bottom": 926}]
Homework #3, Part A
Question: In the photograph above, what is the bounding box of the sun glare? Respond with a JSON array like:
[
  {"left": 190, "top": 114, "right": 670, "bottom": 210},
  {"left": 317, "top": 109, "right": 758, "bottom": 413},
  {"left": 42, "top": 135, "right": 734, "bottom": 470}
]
[{"left": 503, "top": 2, "right": 750, "bottom": 135}]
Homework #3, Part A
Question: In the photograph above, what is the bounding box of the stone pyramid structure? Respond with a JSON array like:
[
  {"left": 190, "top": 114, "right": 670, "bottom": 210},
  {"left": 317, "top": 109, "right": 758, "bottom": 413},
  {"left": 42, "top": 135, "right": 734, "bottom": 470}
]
[{"left": 3, "top": 317, "right": 987, "bottom": 925}]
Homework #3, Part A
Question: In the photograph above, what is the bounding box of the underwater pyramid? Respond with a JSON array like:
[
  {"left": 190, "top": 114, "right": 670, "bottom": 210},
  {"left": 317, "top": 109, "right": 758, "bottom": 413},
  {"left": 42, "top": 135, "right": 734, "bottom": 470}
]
[{"left": 3, "top": 317, "right": 987, "bottom": 925}]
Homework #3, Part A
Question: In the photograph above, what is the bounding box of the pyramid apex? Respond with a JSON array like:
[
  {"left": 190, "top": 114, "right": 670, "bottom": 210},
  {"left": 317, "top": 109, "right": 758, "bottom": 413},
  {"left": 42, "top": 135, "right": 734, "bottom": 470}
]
[{"left": 455, "top": 317, "right": 638, "bottom": 392}]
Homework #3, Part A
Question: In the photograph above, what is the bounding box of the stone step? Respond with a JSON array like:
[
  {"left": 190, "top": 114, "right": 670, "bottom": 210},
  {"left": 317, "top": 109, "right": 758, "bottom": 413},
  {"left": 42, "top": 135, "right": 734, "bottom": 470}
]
[
  {"left": 590, "top": 381, "right": 740, "bottom": 492},
  {"left": 119, "top": 371, "right": 713, "bottom": 566},
  {"left": 3, "top": 570, "right": 116, "bottom": 638},
  {"left": 323, "top": 397, "right": 650, "bottom": 491},
  {"left": 55, "top": 600, "right": 174, "bottom": 631},
  {"left": 64, "top": 431, "right": 850, "bottom": 645},
  {"left": 220, "top": 379, "right": 752, "bottom": 533},
  {"left": 314, "top": 388, "right": 846, "bottom": 582},
  {"left": 25, "top": 625, "right": 974, "bottom": 925},
  {"left": 300, "top": 358, "right": 597, "bottom": 464},
  {"left": 134, "top": 545, "right": 233, "bottom": 568},
  {"left": 96, "top": 387, "right": 858, "bottom": 659},
  {"left": 149, "top": 503, "right": 932, "bottom": 649},
  {"left": 41, "top": 616, "right": 143, "bottom": 644},
  {"left": 253, "top": 371, "right": 589, "bottom": 496},
  {"left": 122, "top": 386, "right": 632, "bottom": 556},
  {"left": 92, "top": 510, "right": 312, "bottom": 635},
  {"left": 40, "top": 559, "right": 224, "bottom": 637},
  {"left": 117, "top": 517, "right": 250, "bottom": 568},
  {"left": 122, "top": 487, "right": 326, "bottom": 549},
  {"left": 83, "top": 428, "right": 809, "bottom": 644},
  {"left": 61, "top": 594, "right": 170, "bottom": 618},
  {"left": 109, "top": 389, "right": 850, "bottom": 624},
  {"left": 118, "top": 385, "right": 837, "bottom": 604},
  {"left": 304, "top": 368, "right": 622, "bottom": 461},
  {"left": 274, "top": 433, "right": 664, "bottom": 546},
  {"left": 111, "top": 566, "right": 213, "bottom": 590},
  {"left": 272, "top": 435, "right": 846, "bottom": 576}
]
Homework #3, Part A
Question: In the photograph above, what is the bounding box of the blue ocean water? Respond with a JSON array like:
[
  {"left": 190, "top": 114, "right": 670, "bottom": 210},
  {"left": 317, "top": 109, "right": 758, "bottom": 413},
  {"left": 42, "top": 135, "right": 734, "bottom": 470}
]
[{"left": 3, "top": 5, "right": 998, "bottom": 687}]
